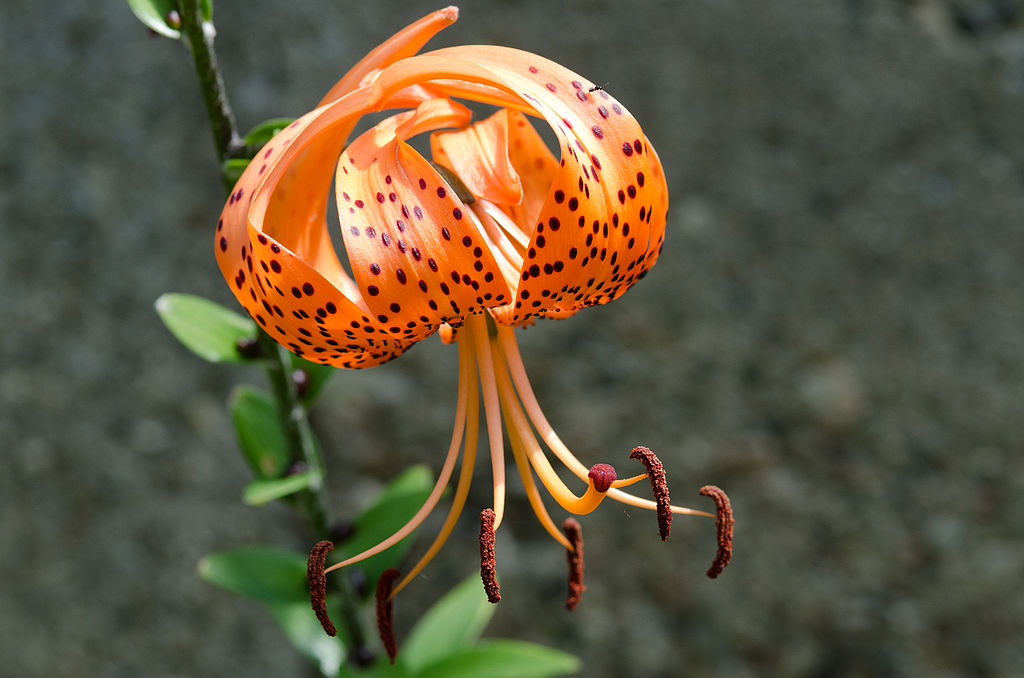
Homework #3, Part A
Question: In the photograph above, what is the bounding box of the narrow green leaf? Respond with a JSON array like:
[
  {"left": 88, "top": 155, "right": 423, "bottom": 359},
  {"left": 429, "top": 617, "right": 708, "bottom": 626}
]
[
  {"left": 416, "top": 640, "right": 580, "bottom": 678},
  {"left": 244, "top": 118, "right": 296, "bottom": 147},
  {"left": 155, "top": 293, "right": 256, "bottom": 363},
  {"left": 337, "top": 466, "right": 434, "bottom": 595},
  {"left": 267, "top": 599, "right": 344, "bottom": 677},
  {"left": 230, "top": 386, "right": 288, "bottom": 478},
  {"left": 197, "top": 546, "right": 308, "bottom": 603},
  {"left": 242, "top": 472, "right": 318, "bottom": 506},
  {"left": 125, "top": 0, "right": 211, "bottom": 38},
  {"left": 401, "top": 576, "right": 496, "bottom": 673},
  {"left": 290, "top": 352, "right": 336, "bottom": 405}
]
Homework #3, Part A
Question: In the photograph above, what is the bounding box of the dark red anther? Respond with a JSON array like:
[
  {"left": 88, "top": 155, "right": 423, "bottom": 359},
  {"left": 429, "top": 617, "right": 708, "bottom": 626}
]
[
  {"left": 562, "top": 518, "right": 585, "bottom": 610},
  {"left": 587, "top": 463, "right": 617, "bottom": 493},
  {"left": 630, "top": 446, "right": 671, "bottom": 541},
  {"left": 699, "top": 485, "right": 734, "bottom": 578},
  {"left": 376, "top": 568, "right": 401, "bottom": 663},
  {"left": 307, "top": 540, "right": 336, "bottom": 637},
  {"left": 479, "top": 508, "right": 501, "bottom": 603}
]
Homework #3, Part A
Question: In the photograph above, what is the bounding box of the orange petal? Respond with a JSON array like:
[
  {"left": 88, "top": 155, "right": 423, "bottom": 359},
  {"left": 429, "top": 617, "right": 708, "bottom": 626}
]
[
  {"left": 370, "top": 46, "right": 669, "bottom": 326},
  {"left": 317, "top": 6, "right": 459, "bottom": 107},
  {"left": 430, "top": 109, "right": 523, "bottom": 207},
  {"left": 335, "top": 102, "right": 513, "bottom": 340},
  {"left": 216, "top": 90, "right": 409, "bottom": 368},
  {"left": 503, "top": 110, "right": 559, "bottom": 234}
]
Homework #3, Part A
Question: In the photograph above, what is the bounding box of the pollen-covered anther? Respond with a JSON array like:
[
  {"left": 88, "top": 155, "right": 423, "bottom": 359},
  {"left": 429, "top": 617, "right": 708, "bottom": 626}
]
[
  {"left": 562, "top": 518, "right": 585, "bottom": 611},
  {"left": 699, "top": 485, "right": 734, "bottom": 579},
  {"left": 376, "top": 568, "right": 401, "bottom": 663},
  {"left": 307, "top": 540, "right": 337, "bottom": 637},
  {"left": 587, "top": 463, "right": 616, "bottom": 493},
  {"left": 479, "top": 508, "right": 501, "bottom": 603},
  {"left": 629, "top": 446, "right": 671, "bottom": 541}
]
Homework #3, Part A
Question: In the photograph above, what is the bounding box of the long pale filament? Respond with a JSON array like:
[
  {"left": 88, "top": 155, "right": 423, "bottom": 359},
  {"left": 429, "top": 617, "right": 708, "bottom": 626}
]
[
  {"left": 467, "top": 313, "right": 507, "bottom": 530},
  {"left": 495, "top": 323, "right": 715, "bottom": 519},
  {"left": 475, "top": 198, "right": 529, "bottom": 252},
  {"left": 324, "top": 334, "right": 474, "bottom": 574},
  {"left": 491, "top": 335, "right": 620, "bottom": 515},
  {"left": 391, "top": 359, "right": 480, "bottom": 597},
  {"left": 503, "top": 405, "right": 573, "bottom": 550},
  {"left": 468, "top": 204, "right": 523, "bottom": 290}
]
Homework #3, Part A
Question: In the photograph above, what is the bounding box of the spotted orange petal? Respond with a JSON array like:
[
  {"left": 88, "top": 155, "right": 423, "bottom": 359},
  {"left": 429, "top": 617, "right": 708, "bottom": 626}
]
[
  {"left": 216, "top": 92, "right": 411, "bottom": 367},
  {"left": 336, "top": 100, "right": 513, "bottom": 340},
  {"left": 370, "top": 46, "right": 668, "bottom": 326},
  {"left": 430, "top": 108, "right": 523, "bottom": 207}
]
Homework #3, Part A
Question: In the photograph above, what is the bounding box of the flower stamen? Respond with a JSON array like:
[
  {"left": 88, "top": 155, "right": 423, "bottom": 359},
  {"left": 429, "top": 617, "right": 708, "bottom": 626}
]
[
  {"left": 699, "top": 485, "right": 734, "bottom": 578},
  {"left": 470, "top": 313, "right": 508, "bottom": 530},
  {"left": 375, "top": 568, "right": 401, "bottom": 663},
  {"left": 505, "top": 407, "right": 574, "bottom": 550},
  {"left": 390, "top": 355, "right": 480, "bottom": 598},
  {"left": 479, "top": 508, "right": 501, "bottom": 603},
  {"left": 324, "top": 337, "right": 475, "bottom": 575},
  {"left": 307, "top": 540, "right": 336, "bottom": 637},
  {"left": 562, "top": 518, "right": 585, "bottom": 611},
  {"left": 630, "top": 446, "right": 672, "bottom": 541}
]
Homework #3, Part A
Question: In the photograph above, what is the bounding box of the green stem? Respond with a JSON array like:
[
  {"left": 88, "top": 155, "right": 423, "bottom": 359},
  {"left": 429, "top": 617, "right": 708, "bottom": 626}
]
[
  {"left": 179, "top": 0, "right": 242, "bottom": 162},
  {"left": 177, "top": 0, "right": 371, "bottom": 664},
  {"left": 256, "top": 331, "right": 331, "bottom": 531}
]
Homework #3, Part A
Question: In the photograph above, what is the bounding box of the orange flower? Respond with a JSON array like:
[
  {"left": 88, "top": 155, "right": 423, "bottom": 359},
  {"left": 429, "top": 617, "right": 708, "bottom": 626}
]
[{"left": 215, "top": 6, "right": 730, "bottom": 640}]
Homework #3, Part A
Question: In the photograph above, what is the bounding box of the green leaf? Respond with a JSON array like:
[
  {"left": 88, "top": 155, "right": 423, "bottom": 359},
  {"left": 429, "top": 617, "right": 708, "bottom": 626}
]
[
  {"left": 242, "top": 472, "right": 318, "bottom": 506},
  {"left": 337, "top": 465, "right": 434, "bottom": 594},
  {"left": 230, "top": 386, "right": 289, "bottom": 478},
  {"left": 197, "top": 546, "right": 308, "bottom": 603},
  {"left": 290, "top": 353, "right": 336, "bottom": 405},
  {"left": 155, "top": 293, "right": 256, "bottom": 363},
  {"left": 125, "top": 0, "right": 212, "bottom": 39},
  {"left": 267, "top": 599, "right": 344, "bottom": 676},
  {"left": 244, "top": 118, "right": 296, "bottom": 147},
  {"left": 401, "top": 576, "right": 496, "bottom": 673},
  {"left": 416, "top": 640, "right": 580, "bottom": 678}
]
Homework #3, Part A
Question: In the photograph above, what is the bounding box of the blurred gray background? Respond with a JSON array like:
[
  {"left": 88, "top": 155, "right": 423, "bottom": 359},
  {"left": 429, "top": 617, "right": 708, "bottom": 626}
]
[{"left": 3, "top": 0, "right": 1023, "bottom": 676}]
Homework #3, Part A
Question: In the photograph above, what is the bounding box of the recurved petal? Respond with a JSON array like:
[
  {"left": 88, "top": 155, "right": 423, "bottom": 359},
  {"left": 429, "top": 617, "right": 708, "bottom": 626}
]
[
  {"left": 317, "top": 6, "right": 459, "bottom": 107},
  {"left": 216, "top": 90, "right": 409, "bottom": 368},
  {"left": 430, "top": 109, "right": 524, "bottom": 207},
  {"left": 335, "top": 101, "right": 513, "bottom": 341},
  {"left": 370, "top": 46, "right": 669, "bottom": 326}
]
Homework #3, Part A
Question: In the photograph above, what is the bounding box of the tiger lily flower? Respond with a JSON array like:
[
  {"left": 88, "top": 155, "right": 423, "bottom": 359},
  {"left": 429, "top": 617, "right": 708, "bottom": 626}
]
[{"left": 215, "top": 6, "right": 732, "bottom": 654}]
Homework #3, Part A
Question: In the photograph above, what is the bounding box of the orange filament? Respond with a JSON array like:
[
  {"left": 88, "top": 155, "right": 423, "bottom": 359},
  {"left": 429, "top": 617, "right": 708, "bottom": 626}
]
[
  {"left": 324, "top": 335, "right": 475, "bottom": 574},
  {"left": 469, "top": 313, "right": 507, "bottom": 530},
  {"left": 495, "top": 323, "right": 716, "bottom": 519},
  {"left": 389, "top": 362, "right": 479, "bottom": 598}
]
